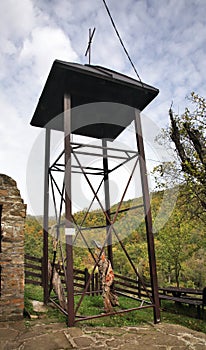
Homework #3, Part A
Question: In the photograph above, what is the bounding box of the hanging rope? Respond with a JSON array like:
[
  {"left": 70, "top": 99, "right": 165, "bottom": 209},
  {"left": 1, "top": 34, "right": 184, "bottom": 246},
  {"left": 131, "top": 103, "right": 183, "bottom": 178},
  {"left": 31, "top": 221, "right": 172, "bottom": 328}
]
[{"left": 102, "top": 0, "right": 144, "bottom": 86}]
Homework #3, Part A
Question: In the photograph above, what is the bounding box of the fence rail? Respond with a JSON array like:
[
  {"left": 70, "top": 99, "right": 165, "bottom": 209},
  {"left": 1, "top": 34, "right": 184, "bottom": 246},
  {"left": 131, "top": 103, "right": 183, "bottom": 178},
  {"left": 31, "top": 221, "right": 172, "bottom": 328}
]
[
  {"left": 24, "top": 254, "right": 205, "bottom": 317},
  {"left": 24, "top": 255, "right": 100, "bottom": 294},
  {"left": 25, "top": 254, "right": 42, "bottom": 286}
]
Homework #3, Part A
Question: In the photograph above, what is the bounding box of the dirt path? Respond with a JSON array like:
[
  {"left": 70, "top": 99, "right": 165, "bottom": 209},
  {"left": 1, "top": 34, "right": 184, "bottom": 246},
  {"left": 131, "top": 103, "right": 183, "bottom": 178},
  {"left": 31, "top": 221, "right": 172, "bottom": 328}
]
[{"left": 1, "top": 320, "right": 206, "bottom": 349}]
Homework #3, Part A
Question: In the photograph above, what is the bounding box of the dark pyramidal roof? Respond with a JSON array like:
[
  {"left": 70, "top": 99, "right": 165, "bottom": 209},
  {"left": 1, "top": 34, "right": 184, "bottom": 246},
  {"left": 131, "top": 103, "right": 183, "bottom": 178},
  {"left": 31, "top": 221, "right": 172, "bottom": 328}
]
[{"left": 30, "top": 60, "right": 159, "bottom": 140}]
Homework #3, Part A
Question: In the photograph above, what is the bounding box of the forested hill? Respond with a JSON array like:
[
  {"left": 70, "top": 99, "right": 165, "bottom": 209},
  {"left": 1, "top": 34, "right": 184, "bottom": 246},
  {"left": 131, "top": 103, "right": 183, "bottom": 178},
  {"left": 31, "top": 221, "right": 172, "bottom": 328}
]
[{"left": 25, "top": 186, "right": 206, "bottom": 289}]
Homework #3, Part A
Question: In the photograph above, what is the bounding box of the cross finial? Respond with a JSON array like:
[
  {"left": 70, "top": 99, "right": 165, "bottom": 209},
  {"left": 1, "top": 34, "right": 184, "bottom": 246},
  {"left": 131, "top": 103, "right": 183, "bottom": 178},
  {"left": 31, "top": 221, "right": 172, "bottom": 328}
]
[{"left": 85, "top": 28, "right": 96, "bottom": 65}]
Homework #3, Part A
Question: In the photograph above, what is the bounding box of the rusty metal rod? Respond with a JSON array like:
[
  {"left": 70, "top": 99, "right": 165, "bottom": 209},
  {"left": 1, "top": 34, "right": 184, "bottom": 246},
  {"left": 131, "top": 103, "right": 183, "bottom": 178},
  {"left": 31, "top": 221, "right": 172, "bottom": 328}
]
[
  {"left": 74, "top": 228, "right": 113, "bottom": 315},
  {"left": 72, "top": 215, "right": 97, "bottom": 263},
  {"left": 50, "top": 149, "right": 64, "bottom": 169},
  {"left": 110, "top": 204, "right": 144, "bottom": 215},
  {"left": 102, "top": 139, "right": 113, "bottom": 266},
  {"left": 70, "top": 142, "right": 138, "bottom": 155},
  {"left": 64, "top": 92, "right": 75, "bottom": 327},
  {"left": 43, "top": 127, "right": 50, "bottom": 305},
  {"left": 72, "top": 178, "right": 104, "bottom": 245},
  {"left": 111, "top": 225, "right": 153, "bottom": 302},
  {"left": 73, "top": 149, "right": 152, "bottom": 306},
  {"left": 109, "top": 153, "right": 138, "bottom": 173},
  {"left": 49, "top": 298, "right": 68, "bottom": 316},
  {"left": 75, "top": 304, "right": 155, "bottom": 323},
  {"left": 74, "top": 150, "right": 128, "bottom": 160},
  {"left": 72, "top": 152, "right": 139, "bottom": 315},
  {"left": 134, "top": 109, "right": 160, "bottom": 323}
]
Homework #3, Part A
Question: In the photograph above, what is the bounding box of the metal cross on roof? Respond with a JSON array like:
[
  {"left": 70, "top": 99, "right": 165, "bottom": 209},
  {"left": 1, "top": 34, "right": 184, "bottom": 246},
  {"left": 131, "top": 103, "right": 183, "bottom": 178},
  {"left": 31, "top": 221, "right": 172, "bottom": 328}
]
[{"left": 85, "top": 27, "right": 96, "bottom": 65}]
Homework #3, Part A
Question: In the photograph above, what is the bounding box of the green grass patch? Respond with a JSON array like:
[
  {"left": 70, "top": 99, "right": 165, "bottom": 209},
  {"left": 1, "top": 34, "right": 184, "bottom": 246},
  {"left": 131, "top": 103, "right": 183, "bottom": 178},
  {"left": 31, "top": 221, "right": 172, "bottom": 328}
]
[
  {"left": 75, "top": 295, "right": 154, "bottom": 327},
  {"left": 25, "top": 284, "right": 44, "bottom": 302},
  {"left": 24, "top": 285, "right": 206, "bottom": 333},
  {"left": 160, "top": 300, "right": 206, "bottom": 333},
  {"left": 24, "top": 284, "right": 66, "bottom": 323}
]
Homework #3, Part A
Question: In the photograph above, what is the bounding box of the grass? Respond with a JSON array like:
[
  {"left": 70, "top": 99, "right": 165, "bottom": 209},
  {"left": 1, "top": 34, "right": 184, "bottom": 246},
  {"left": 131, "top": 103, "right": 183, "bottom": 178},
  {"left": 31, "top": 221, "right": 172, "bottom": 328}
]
[
  {"left": 24, "top": 285, "right": 206, "bottom": 333},
  {"left": 24, "top": 284, "right": 43, "bottom": 315},
  {"left": 161, "top": 300, "right": 206, "bottom": 333},
  {"left": 24, "top": 285, "right": 66, "bottom": 323}
]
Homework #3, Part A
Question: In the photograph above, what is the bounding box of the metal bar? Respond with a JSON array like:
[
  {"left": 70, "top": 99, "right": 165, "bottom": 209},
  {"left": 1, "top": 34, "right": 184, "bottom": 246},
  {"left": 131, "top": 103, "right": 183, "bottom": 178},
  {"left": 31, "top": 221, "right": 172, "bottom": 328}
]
[
  {"left": 111, "top": 157, "right": 139, "bottom": 224},
  {"left": 101, "top": 153, "right": 153, "bottom": 301},
  {"left": 50, "top": 150, "right": 64, "bottom": 170},
  {"left": 64, "top": 93, "right": 75, "bottom": 327},
  {"left": 50, "top": 167, "right": 65, "bottom": 172},
  {"left": 73, "top": 178, "right": 104, "bottom": 245},
  {"left": 72, "top": 152, "right": 146, "bottom": 312},
  {"left": 52, "top": 163, "right": 104, "bottom": 172},
  {"left": 73, "top": 151, "right": 138, "bottom": 239},
  {"left": 110, "top": 204, "right": 144, "bottom": 215},
  {"left": 74, "top": 225, "right": 115, "bottom": 315},
  {"left": 53, "top": 165, "right": 63, "bottom": 171},
  {"left": 71, "top": 142, "right": 138, "bottom": 155},
  {"left": 134, "top": 109, "right": 161, "bottom": 324},
  {"left": 54, "top": 163, "right": 65, "bottom": 167},
  {"left": 74, "top": 150, "right": 128, "bottom": 160},
  {"left": 72, "top": 152, "right": 113, "bottom": 227},
  {"left": 50, "top": 176, "right": 67, "bottom": 279},
  {"left": 79, "top": 225, "right": 106, "bottom": 231},
  {"left": 72, "top": 151, "right": 149, "bottom": 314},
  {"left": 109, "top": 153, "right": 138, "bottom": 173},
  {"left": 50, "top": 175, "right": 58, "bottom": 221},
  {"left": 102, "top": 139, "right": 113, "bottom": 267},
  {"left": 58, "top": 180, "right": 67, "bottom": 283},
  {"left": 57, "top": 180, "right": 65, "bottom": 231},
  {"left": 75, "top": 304, "right": 154, "bottom": 323},
  {"left": 111, "top": 225, "right": 153, "bottom": 302},
  {"left": 49, "top": 298, "right": 68, "bottom": 316},
  {"left": 43, "top": 127, "right": 50, "bottom": 304},
  {"left": 72, "top": 215, "right": 97, "bottom": 263},
  {"left": 48, "top": 175, "right": 59, "bottom": 297},
  {"left": 72, "top": 165, "right": 104, "bottom": 171},
  {"left": 50, "top": 174, "right": 66, "bottom": 202},
  {"left": 51, "top": 156, "right": 138, "bottom": 175},
  {"left": 71, "top": 170, "right": 104, "bottom": 175},
  {"left": 73, "top": 154, "right": 137, "bottom": 175},
  {"left": 51, "top": 168, "right": 103, "bottom": 175},
  {"left": 73, "top": 150, "right": 150, "bottom": 304}
]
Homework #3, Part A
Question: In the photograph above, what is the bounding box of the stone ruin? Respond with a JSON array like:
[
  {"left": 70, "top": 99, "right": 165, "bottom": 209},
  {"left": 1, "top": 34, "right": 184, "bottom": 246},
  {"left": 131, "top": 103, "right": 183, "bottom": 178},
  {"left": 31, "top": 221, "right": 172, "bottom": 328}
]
[{"left": 0, "top": 174, "right": 26, "bottom": 321}]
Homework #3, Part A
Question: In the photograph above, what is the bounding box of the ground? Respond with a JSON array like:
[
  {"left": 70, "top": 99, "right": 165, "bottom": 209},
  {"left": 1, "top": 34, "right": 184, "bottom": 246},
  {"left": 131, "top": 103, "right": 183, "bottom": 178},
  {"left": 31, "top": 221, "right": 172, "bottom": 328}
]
[{"left": 1, "top": 320, "right": 206, "bottom": 350}]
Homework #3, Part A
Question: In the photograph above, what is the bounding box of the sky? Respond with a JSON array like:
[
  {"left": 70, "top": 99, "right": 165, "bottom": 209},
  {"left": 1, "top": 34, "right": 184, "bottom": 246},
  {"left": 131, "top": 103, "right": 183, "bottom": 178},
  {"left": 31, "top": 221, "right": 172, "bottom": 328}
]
[{"left": 0, "top": 0, "right": 206, "bottom": 215}]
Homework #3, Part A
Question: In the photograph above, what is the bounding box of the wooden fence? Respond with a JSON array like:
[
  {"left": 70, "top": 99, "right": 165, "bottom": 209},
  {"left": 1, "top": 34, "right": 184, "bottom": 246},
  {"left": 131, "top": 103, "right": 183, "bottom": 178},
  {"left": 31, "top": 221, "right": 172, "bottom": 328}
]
[
  {"left": 25, "top": 254, "right": 42, "bottom": 286},
  {"left": 24, "top": 254, "right": 204, "bottom": 317},
  {"left": 24, "top": 254, "right": 141, "bottom": 296},
  {"left": 24, "top": 254, "right": 101, "bottom": 294}
]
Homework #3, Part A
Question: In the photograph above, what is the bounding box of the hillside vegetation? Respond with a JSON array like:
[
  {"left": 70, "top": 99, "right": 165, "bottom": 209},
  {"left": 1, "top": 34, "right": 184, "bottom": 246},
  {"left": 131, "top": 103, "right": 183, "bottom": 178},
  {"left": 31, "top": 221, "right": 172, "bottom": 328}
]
[{"left": 25, "top": 185, "right": 206, "bottom": 289}]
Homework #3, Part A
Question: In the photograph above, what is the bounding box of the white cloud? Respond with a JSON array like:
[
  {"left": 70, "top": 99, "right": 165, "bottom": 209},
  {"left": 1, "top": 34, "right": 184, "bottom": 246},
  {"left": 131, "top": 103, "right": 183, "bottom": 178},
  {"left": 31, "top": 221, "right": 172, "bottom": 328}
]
[
  {"left": 0, "top": 0, "right": 78, "bottom": 210},
  {"left": 0, "top": 0, "right": 35, "bottom": 41},
  {"left": 19, "top": 25, "right": 77, "bottom": 82},
  {"left": 0, "top": 90, "right": 40, "bottom": 201},
  {"left": 0, "top": 0, "right": 206, "bottom": 213}
]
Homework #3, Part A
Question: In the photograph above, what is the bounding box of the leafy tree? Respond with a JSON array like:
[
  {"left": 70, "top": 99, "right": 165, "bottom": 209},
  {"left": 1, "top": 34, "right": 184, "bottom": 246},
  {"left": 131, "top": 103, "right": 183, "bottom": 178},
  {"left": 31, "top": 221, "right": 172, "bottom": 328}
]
[
  {"left": 153, "top": 92, "right": 206, "bottom": 221},
  {"left": 181, "top": 248, "right": 206, "bottom": 288},
  {"left": 155, "top": 203, "right": 193, "bottom": 287},
  {"left": 25, "top": 217, "right": 43, "bottom": 257},
  {"left": 152, "top": 92, "right": 206, "bottom": 287}
]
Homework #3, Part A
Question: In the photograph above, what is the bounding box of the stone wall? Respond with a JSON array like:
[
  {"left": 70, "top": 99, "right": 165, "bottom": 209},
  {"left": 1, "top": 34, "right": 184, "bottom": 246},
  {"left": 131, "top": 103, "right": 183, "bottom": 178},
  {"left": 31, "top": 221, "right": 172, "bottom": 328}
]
[{"left": 0, "top": 174, "right": 26, "bottom": 321}]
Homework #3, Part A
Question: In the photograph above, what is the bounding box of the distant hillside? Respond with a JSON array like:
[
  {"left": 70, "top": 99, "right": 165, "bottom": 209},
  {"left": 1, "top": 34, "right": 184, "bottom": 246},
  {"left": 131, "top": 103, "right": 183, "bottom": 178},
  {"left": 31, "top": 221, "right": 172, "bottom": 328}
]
[{"left": 25, "top": 187, "right": 206, "bottom": 288}]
